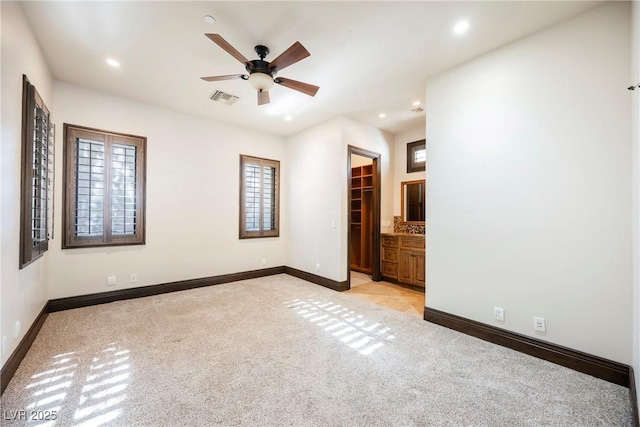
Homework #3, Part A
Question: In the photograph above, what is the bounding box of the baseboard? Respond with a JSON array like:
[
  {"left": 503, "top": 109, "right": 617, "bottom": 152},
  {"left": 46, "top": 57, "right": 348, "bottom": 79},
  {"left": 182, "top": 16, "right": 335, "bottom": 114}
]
[
  {"left": 49, "top": 266, "right": 287, "bottom": 312},
  {"left": 630, "top": 366, "right": 639, "bottom": 427},
  {"left": 285, "top": 267, "right": 349, "bottom": 292},
  {"left": 1, "top": 303, "right": 49, "bottom": 395},
  {"left": 424, "top": 307, "right": 630, "bottom": 387}
]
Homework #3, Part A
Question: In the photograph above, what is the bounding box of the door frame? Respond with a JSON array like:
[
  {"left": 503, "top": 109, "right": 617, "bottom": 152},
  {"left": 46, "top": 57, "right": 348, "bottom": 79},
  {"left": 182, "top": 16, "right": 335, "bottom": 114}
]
[{"left": 347, "top": 145, "right": 382, "bottom": 289}]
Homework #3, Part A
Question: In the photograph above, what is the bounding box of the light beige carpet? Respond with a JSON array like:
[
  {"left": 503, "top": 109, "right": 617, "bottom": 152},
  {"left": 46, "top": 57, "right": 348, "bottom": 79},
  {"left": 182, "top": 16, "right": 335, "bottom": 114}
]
[{"left": 1, "top": 274, "right": 633, "bottom": 426}]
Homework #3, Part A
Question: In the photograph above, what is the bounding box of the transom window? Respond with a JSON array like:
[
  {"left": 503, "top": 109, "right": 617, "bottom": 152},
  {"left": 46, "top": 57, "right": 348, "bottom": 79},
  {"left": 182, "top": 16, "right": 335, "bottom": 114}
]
[
  {"left": 407, "top": 139, "right": 426, "bottom": 173},
  {"left": 240, "top": 155, "right": 280, "bottom": 239},
  {"left": 62, "top": 124, "right": 146, "bottom": 248}
]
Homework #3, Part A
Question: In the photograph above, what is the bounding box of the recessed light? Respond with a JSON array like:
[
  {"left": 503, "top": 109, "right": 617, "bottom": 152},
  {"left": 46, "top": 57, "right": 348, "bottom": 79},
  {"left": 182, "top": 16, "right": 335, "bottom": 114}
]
[
  {"left": 453, "top": 20, "right": 469, "bottom": 35},
  {"left": 106, "top": 58, "right": 120, "bottom": 68},
  {"left": 413, "top": 101, "right": 421, "bottom": 106},
  {"left": 378, "top": 113, "right": 386, "bottom": 118},
  {"left": 284, "top": 115, "right": 292, "bottom": 121},
  {"left": 204, "top": 15, "right": 216, "bottom": 24}
]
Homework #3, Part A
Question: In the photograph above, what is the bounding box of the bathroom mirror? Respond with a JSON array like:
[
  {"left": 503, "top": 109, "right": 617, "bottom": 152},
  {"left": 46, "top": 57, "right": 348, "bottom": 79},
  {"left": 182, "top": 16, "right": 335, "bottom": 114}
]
[{"left": 401, "top": 180, "right": 425, "bottom": 223}]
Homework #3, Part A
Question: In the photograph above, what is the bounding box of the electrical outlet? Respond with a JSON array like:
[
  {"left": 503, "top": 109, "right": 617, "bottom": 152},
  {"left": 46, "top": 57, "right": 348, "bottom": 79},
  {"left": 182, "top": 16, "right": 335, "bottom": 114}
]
[
  {"left": 316, "top": 262, "right": 321, "bottom": 271},
  {"left": 14, "top": 321, "right": 21, "bottom": 339},
  {"left": 534, "top": 317, "right": 546, "bottom": 332},
  {"left": 2, "top": 336, "right": 7, "bottom": 356},
  {"left": 107, "top": 276, "right": 116, "bottom": 286},
  {"left": 261, "top": 258, "right": 267, "bottom": 266},
  {"left": 130, "top": 274, "right": 137, "bottom": 283},
  {"left": 493, "top": 307, "right": 505, "bottom": 322}
]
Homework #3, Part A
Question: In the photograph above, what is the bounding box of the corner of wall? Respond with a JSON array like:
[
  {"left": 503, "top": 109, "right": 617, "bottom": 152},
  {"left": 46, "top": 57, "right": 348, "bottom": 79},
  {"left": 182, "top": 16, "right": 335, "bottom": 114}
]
[
  {"left": 1, "top": 1, "right": 53, "bottom": 368},
  {"left": 631, "top": 0, "right": 640, "bottom": 408}
]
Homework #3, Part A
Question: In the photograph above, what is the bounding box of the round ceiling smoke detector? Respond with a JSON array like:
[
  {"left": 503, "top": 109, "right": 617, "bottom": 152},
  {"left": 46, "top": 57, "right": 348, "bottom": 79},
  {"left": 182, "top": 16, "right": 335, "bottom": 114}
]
[{"left": 204, "top": 15, "right": 216, "bottom": 24}]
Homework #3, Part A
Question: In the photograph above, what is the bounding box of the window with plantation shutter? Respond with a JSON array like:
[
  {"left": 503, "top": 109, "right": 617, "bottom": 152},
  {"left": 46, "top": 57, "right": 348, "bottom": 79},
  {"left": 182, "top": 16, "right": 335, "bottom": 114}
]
[
  {"left": 240, "top": 155, "right": 280, "bottom": 239},
  {"left": 20, "top": 75, "right": 54, "bottom": 269},
  {"left": 63, "top": 124, "right": 146, "bottom": 248}
]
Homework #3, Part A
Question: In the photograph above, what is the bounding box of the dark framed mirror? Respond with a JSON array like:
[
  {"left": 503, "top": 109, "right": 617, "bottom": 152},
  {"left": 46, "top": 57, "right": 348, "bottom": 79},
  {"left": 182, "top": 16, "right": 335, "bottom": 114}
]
[{"left": 401, "top": 180, "right": 425, "bottom": 223}]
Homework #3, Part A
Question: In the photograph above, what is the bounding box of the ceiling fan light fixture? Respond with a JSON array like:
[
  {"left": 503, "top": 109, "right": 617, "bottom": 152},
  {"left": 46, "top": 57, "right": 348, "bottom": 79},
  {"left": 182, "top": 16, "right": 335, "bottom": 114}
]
[{"left": 249, "top": 72, "right": 274, "bottom": 91}]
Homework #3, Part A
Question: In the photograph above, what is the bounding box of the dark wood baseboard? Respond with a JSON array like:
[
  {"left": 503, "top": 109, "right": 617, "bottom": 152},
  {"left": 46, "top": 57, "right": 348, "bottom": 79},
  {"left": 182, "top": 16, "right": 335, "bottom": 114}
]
[
  {"left": 630, "top": 366, "right": 639, "bottom": 427},
  {"left": 1, "top": 303, "right": 49, "bottom": 394},
  {"left": 424, "top": 307, "right": 630, "bottom": 386},
  {"left": 285, "top": 267, "right": 349, "bottom": 292},
  {"left": 49, "top": 266, "right": 287, "bottom": 312},
  {"left": 351, "top": 266, "right": 372, "bottom": 275}
]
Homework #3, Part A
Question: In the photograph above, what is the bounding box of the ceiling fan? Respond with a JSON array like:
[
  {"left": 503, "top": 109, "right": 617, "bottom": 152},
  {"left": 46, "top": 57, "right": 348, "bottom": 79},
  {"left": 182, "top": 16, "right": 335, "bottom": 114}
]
[{"left": 201, "top": 34, "right": 320, "bottom": 106}]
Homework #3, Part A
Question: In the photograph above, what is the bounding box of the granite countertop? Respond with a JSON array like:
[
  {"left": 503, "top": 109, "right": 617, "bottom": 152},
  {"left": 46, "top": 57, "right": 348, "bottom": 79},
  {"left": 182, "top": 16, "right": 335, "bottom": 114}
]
[{"left": 382, "top": 232, "right": 425, "bottom": 237}]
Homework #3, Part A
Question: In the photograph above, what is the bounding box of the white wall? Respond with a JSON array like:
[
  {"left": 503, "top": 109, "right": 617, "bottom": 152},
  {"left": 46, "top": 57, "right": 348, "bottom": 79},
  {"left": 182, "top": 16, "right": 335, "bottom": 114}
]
[
  {"left": 632, "top": 0, "right": 639, "bottom": 402},
  {"left": 426, "top": 2, "right": 632, "bottom": 363},
  {"left": 49, "top": 82, "right": 288, "bottom": 299},
  {"left": 1, "top": 2, "right": 53, "bottom": 367},
  {"left": 286, "top": 118, "right": 344, "bottom": 280},
  {"left": 393, "top": 126, "right": 426, "bottom": 217},
  {"left": 341, "top": 117, "right": 395, "bottom": 236},
  {"left": 286, "top": 117, "right": 394, "bottom": 282}
]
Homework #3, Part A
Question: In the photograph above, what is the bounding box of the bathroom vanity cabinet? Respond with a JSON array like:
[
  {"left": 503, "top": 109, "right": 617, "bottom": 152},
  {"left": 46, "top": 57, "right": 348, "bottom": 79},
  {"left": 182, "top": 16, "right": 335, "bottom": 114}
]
[{"left": 381, "top": 234, "right": 425, "bottom": 287}]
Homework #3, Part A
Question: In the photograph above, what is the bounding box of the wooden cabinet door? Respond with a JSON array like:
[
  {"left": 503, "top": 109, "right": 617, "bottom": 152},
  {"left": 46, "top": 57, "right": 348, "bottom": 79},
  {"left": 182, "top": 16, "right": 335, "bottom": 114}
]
[
  {"left": 414, "top": 251, "right": 426, "bottom": 287},
  {"left": 398, "top": 250, "right": 413, "bottom": 283}
]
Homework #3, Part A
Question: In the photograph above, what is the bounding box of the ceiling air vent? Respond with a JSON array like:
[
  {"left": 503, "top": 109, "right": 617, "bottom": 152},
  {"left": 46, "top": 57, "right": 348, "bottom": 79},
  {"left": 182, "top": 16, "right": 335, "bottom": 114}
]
[{"left": 210, "top": 90, "right": 240, "bottom": 106}]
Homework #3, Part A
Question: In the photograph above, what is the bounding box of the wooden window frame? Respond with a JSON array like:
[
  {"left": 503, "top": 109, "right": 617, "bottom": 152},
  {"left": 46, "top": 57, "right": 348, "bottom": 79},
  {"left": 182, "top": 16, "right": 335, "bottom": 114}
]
[
  {"left": 406, "top": 139, "right": 426, "bottom": 173},
  {"left": 20, "top": 75, "right": 54, "bottom": 268},
  {"left": 62, "top": 124, "right": 146, "bottom": 249},
  {"left": 239, "top": 154, "right": 280, "bottom": 239}
]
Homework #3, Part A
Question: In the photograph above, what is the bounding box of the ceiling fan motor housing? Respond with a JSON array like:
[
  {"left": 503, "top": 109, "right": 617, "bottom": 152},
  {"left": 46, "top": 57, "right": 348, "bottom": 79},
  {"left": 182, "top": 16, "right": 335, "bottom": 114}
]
[{"left": 246, "top": 59, "right": 274, "bottom": 77}]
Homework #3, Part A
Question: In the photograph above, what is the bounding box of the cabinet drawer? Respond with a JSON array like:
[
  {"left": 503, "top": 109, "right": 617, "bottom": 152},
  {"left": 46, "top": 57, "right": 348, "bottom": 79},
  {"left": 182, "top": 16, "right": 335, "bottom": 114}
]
[
  {"left": 382, "top": 247, "right": 398, "bottom": 262},
  {"left": 399, "top": 236, "right": 425, "bottom": 249},
  {"left": 381, "top": 235, "right": 398, "bottom": 248},
  {"left": 381, "top": 261, "right": 397, "bottom": 278}
]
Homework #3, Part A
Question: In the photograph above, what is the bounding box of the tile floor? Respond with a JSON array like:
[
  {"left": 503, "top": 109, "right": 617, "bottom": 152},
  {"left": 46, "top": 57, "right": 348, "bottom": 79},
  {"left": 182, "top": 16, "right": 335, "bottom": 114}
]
[{"left": 346, "top": 271, "right": 425, "bottom": 318}]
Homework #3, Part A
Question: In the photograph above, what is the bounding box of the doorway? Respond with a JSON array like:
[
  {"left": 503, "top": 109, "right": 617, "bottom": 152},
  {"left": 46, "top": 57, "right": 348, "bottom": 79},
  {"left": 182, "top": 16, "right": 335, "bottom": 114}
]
[{"left": 347, "top": 146, "right": 381, "bottom": 289}]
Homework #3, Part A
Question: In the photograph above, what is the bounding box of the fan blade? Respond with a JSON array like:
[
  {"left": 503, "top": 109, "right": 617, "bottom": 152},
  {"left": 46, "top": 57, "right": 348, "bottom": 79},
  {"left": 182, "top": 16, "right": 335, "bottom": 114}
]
[
  {"left": 205, "top": 34, "right": 251, "bottom": 66},
  {"left": 275, "top": 77, "right": 319, "bottom": 97},
  {"left": 258, "top": 89, "right": 270, "bottom": 105},
  {"left": 201, "top": 74, "right": 247, "bottom": 82},
  {"left": 269, "top": 42, "right": 310, "bottom": 72}
]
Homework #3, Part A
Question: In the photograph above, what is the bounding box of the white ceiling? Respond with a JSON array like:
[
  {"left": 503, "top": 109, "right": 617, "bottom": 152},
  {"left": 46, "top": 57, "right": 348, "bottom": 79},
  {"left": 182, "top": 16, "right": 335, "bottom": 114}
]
[{"left": 20, "top": 1, "right": 603, "bottom": 137}]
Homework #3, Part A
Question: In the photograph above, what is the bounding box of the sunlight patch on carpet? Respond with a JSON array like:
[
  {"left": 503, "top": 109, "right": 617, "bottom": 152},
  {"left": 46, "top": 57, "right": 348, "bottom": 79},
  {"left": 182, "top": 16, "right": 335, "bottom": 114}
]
[
  {"left": 284, "top": 298, "right": 395, "bottom": 356},
  {"left": 22, "top": 343, "right": 130, "bottom": 426}
]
